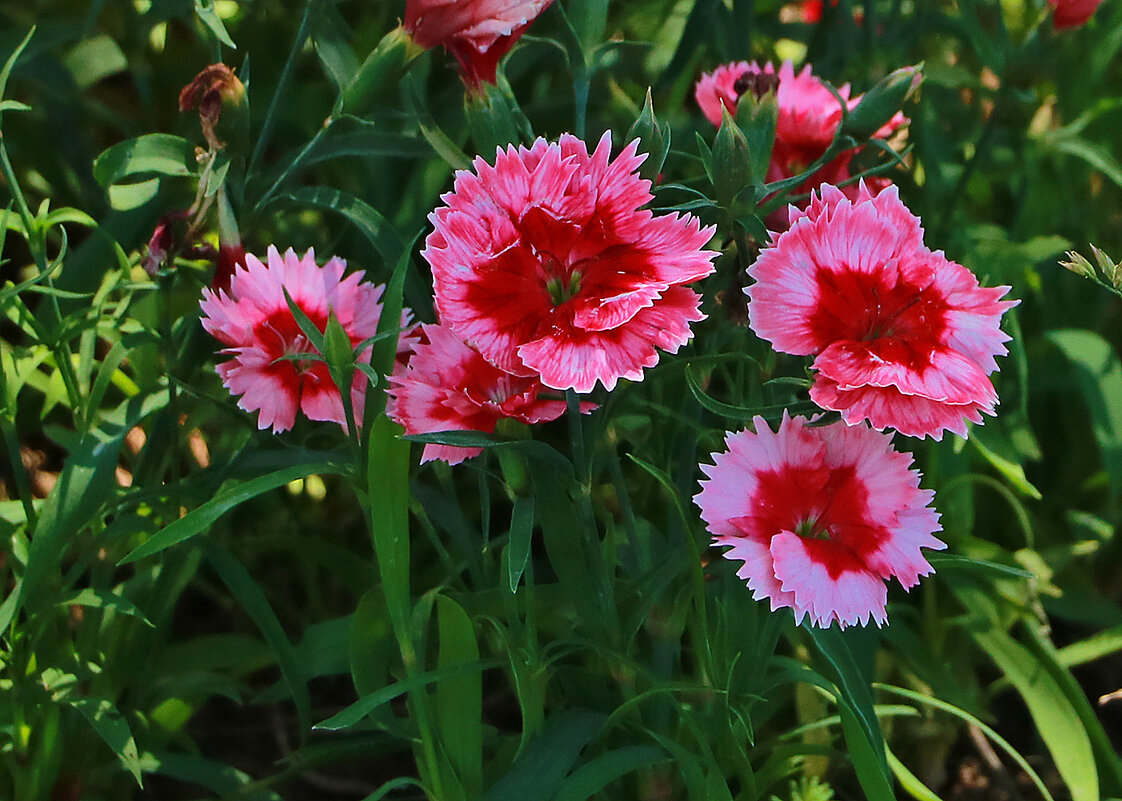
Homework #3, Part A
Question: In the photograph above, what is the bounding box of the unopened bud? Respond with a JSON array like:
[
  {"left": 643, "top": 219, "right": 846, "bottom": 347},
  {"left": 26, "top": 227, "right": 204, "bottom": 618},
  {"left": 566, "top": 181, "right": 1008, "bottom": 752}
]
[
  {"left": 843, "top": 64, "right": 922, "bottom": 141},
  {"left": 1060, "top": 251, "right": 1097, "bottom": 280},
  {"left": 712, "top": 107, "right": 753, "bottom": 206},
  {"left": 625, "top": 88, "right": 670, "bottom": 183}
]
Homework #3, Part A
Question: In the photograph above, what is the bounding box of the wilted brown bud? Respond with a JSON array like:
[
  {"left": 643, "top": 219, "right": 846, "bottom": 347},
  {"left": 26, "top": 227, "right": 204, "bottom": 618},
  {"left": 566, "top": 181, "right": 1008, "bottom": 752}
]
[{"left": 179, "top": 64, "right": 245, "bottom": 150}]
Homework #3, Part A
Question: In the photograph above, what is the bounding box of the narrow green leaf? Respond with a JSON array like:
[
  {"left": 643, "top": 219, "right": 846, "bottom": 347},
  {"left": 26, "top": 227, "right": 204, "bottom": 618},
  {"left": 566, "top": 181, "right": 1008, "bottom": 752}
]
[
  {"left": 279, "top": 186, "right": 407, "bottom": 269},
  {"left": 970, "top": 626, "right": 1098, "bottom": 801},
  {"left": 876, "top": 683, "right": 1054, "bottom": 801},
  {"left": 887, "top": 748, "right": 942, "bottom": 801},
  {"left": 480, "top": 710, "right": 605, "bottom": 801},
  {"left": 282, "top": 287, "right": 326, "bottom": 354},
  {"left": 0, "top": 27, "right": 35, "bottom": 106},
  {"left": 204, "top": 542, "right": 312, "bottom": 738},
  {"left": 926, "top": 553, "right": 1033, "bottom": 579},
  {"left": 194, "top": 0, "right": 237, "bottom": 48},
  {"left": 806, "top": 627, "right": 889, "bottom": 777},
  {"left": 554, "top": 745, "right": 667, "bottom": 801},
  {"left": 366, "top": 416, "right": 412, "bottom": 656},
  {"left": 70, "top": 698, "right": 143, "bottom": 785},
  {"left": 315, "top": 660, "right": 500, "bottom": 730},
  {"left": 56, "top": 588, "right": 152, "bottom": 626},
  {"left": 436, "top": 595, "right": 483, "bottom": 797},
  {"left": 839, "top": 702, "right": 895, "bottom": 801},
  {"left": 119, "top": 462, "right": 344, "bottom": 564},
  {"left": 506, "top": 495, "right": 534, "bottom": 594}
]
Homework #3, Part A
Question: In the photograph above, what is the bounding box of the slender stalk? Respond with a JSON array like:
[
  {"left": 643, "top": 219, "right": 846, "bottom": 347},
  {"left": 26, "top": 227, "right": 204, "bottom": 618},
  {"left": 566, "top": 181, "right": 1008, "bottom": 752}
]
[
  {"left": 248, "top": 0, "right": 317, "bottom": 177},
  {"left": 252, "top": 118, "right": 332, "bottom": 217},
  {"left": 0, "top": 135, "right": 83, "bottom": 413},
  {"left": 0, "top": 415, "right": 35, "bottom": 527}
]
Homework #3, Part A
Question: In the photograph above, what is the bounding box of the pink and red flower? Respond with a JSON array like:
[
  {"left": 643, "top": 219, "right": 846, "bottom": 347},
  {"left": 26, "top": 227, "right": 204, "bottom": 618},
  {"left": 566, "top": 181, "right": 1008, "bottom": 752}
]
[
  {"left": 200, "top": 246, "right": 414, "bottom": 433},
  {"left": 747, "top": 184, "right": 1017, "bottom": 439},
  {"left": 404, "top": 0, "right": 553, "bottom": 91},
  {"left": 388, "top": 324, "right": 587, "bottom": 464},
  {"left": 1049, "top": 0, "right": 1103, "bottom": 28},
  {"left": 695, "top": 413, "right": 945, "bottom": 628},
  {"left": 424, "top": 132, "right": 717, "bottom": 394},
  {"left": 694, "top": 61, "right": 905, "bottom": 225}
]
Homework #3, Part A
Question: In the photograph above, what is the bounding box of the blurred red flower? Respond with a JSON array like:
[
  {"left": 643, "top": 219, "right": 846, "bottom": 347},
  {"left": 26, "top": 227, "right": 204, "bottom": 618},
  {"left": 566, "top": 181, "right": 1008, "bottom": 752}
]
[
  {"left": 1049, "top": 0, "right": 1103, "bottom": 28},
  {"left": 695, "top": 60, "right": 905, "bottom": 228}
]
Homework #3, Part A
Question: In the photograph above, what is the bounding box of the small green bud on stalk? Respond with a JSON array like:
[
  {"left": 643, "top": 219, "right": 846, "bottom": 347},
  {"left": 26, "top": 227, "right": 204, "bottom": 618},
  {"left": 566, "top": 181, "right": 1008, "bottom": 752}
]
[
  {"left": 842, "top": 64, "right": 923, "bottom": 141},
  {"left": 625, "top": 88, "right": 670, "bottom": 183},
  {"left": 1061, "top": 250, "right": 1098, "bottom": 280},
  {"left": 341, "top": 25, "right": 425, "bottom": 117},
  {"left": 735, "top": 87, "right": 778, "bottom": 187},
  {"left": 712, "top": 106, "right": 753, "bottom": 207}
]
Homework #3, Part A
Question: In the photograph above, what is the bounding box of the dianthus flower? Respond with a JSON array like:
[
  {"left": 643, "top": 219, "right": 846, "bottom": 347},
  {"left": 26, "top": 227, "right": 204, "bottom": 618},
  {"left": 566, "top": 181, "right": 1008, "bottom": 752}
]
[
  {"left": 1049, "top": 0, "right": 1103, "bottom": 28},
  {"left": 200, "top": 246, "right": 414, "bottom": 433},
  {"left": 388, "top": 324, "right": 591, "bottom": 464},
  {"left": 404, "top": 0, "right": 553, "bottom": 91},
  {"left": 695, "top": 414, "right": 944, "bottom": 628},
  {"left": 694, "top": 61, "right": 904, "bottom": 225},
  {"left": 425, "top": 132, "right": 717, "bottom": 394},
  {"left": 748, "top": 184, "right": 1017, "bottom": 439}
]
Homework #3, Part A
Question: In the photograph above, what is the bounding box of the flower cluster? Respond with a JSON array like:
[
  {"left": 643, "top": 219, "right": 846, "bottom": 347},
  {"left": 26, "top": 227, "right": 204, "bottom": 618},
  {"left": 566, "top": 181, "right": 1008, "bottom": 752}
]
[
  {"left": 194, "top": 27, "right": 1017, "bottom": 630},
  {"left": 695, "top": 60, "right": 905, "bottom": 225},
  {"left": 389, "top": 132, "right": 716, "bottom": 461}
]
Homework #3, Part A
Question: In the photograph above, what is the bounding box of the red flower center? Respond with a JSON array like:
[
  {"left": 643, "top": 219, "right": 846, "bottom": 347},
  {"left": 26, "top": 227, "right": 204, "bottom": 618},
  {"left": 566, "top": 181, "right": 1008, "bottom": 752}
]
[
  {"left": 254, "top": 307, "right": 336, "bottom": 398},
  {"left": 747, "top": 463, "right": 889, "bottom": 578},
  {"left": 807, "top": 265, "right": 948, "bottom": 369}
]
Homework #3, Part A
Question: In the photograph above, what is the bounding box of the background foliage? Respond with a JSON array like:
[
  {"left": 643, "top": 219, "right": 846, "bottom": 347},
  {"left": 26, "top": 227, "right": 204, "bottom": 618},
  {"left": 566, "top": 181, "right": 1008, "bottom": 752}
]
[{"left": 2, "top": 0, "right": 1122, "bottom": 799}]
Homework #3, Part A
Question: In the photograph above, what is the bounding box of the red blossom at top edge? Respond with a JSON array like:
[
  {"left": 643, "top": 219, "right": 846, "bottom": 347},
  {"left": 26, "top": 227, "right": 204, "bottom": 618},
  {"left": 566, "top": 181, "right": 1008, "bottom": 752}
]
[
  {"left": 1049, "top": 0, "right": 1103, "bottom": 28},
  {"left": 747, "top": 183, "right": 1018, "bottom": 440},
  {"left": 695, "top": 413, "right": 945, "bottom": 629},
  {"left": 404, "top": 0, "right": 553, "bottom": 91},
  {"left": 424, "top": 131, "right": 717, "bottom": 394}
]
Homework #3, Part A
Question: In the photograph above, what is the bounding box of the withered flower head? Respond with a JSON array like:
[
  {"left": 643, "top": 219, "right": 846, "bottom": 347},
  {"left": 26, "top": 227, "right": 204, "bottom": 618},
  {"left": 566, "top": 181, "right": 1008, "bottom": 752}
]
[{"left": 179, "top": 64, "right": 245, "bottom": 149}]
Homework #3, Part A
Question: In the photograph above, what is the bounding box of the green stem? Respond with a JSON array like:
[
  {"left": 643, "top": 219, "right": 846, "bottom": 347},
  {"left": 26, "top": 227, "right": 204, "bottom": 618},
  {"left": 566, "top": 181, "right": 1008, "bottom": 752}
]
[
  {"left": 252, "top": 118, "right": 332, "bottom": 218},
  {"left": 248, "top": 0, "right": 317, "bottom": 177},
  {"left": 0, "top": 414, "right": 35, "bottom": 527},
  {"left": 0, "top": 134, "right": 83, "bottom": 414}
]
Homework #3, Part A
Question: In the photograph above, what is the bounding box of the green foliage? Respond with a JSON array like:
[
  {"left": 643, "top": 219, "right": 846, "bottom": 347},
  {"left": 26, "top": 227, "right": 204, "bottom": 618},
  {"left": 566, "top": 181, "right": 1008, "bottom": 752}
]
[{"left": 2, "top": 0, "right": 1122, "bottom": 799}]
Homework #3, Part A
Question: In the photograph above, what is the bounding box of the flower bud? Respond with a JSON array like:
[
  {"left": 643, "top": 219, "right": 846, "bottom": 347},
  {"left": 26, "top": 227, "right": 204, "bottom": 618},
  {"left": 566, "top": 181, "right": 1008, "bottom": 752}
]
[
  {"left": 712, "top": 106, "right": 753, "bottom": 205},
  {"left": 1050, "top": 0, "right": 1103, "bottom": 29},
  {"left": 340, "top": 25, "right": 425, "bottom": 117},
  {"left": 625, "top": 88, "right": 670, "bottom": 183},
  {"left": 842, "top": 64, "right": 922, "bottom": 141}
]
